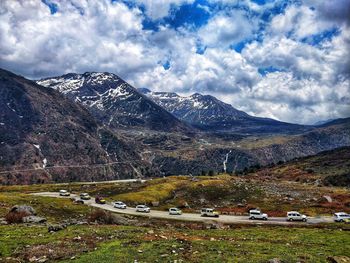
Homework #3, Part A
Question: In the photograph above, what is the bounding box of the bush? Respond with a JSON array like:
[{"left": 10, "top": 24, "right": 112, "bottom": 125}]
[{"left": 5, "top": 211, "right": 30, "bottom": 224}]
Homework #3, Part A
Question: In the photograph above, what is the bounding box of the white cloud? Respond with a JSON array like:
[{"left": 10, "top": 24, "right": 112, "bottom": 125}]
[
  {"left": 0, "top": 0, "right": 349, "bottom": 124},
  {"left": 199, "top": 10, "right": 255, "bottom": 47},
  {"left": 269, "top": 5, "right": 337, "bottom": 40},
  {"left": 0, "top": 0, "right": 156, "bottom": 78}
]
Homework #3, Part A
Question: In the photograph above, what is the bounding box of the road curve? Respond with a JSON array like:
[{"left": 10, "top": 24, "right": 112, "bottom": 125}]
[{"left": 31, "top": 192, "right": 334, "bottom": 226}]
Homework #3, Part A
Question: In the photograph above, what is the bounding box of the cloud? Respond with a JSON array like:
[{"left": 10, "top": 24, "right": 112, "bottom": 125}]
[
  {"left": 0, "top": 0, "right": 156, "bottom": 78},
  {"left": 198, "top": 10, "right": 256, "bottom": 47},
  {"left": 0, "top": 0, "right": 349, "bottom": 124},
  {"left": 269, "top": 4, "right": 338, "bottom": 40}
]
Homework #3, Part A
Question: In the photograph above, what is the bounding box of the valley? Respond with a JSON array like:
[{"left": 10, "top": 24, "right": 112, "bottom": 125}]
[{"left": 0, "top": 68, "right": 349, "bottom": 185}]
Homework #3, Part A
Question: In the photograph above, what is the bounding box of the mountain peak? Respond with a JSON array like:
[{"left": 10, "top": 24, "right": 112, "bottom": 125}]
[{"left": 37, "top": 72, "right": 191, "bottom": 132}]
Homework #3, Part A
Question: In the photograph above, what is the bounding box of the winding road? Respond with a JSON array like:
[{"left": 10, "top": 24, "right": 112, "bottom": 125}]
[{"left": 31, "top": 192, "right": 335, "bottom": 225}]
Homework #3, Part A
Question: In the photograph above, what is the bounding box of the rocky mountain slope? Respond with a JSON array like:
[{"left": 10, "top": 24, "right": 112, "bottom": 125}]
[
  {"left": 37, "top": 73, "right": 191, "bottom": 133},
  {"left": 249, "top": 146, "right": 350, "bottom": 187},
  {"left": 0, "top": 69, "right": 146, "bottom": 185},
  {"left": 147, "top": 118, "right": 350, "bottom": 176},
  {"left": 140, "top": 88, "right": 310, "bottom": 134}
]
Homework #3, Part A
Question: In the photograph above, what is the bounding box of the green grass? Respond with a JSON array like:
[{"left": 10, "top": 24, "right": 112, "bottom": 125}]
[{"left": 1, "top": 224, "right": 349, "bottom": 262}]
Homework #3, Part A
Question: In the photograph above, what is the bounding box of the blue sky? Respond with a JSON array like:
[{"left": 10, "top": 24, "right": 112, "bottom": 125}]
[{"left": 0, "top": 0, "right": 349, "bottom": 124}]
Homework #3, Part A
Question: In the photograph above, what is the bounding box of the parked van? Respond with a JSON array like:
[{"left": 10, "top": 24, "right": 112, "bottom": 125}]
[
  {"left": 136, "top": 205, "right": 150, "bottom": 213},
  {"left": 114, "top": 201, "right": 127, "bottom": 209},
  {"left": 59, "top": 190, "right": 70, "bottom": 196},
  {"left": 287, "top": 211, "right": 307, "bottom": 222},
  {"left": 249, "top": 209, "right": 268, "bottom": 220},
  {"left": 169, "top": 208, "right": 182, "bottom": 215},
  {"left": 334, "top": 212, "right": 350, "bottom": 222},
  {"left": 201, "top": 208, "right": 219, "bottom": 217},
  {"left": 80, "top": 193, "right": 91, "bottom": 200}
]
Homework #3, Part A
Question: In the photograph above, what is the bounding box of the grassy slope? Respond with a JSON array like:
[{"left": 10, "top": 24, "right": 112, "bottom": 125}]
[{"left": 0, "top": 224, "right": 349, "bottom": 263}]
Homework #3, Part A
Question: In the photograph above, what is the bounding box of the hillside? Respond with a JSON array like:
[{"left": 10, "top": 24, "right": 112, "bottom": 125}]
[
  {"left": 250, "top": 146, "right": 350, "bottom": 187},
  {"left": 37, "top": 73, "right": 191, "bottom": 133},
  {"left": 0, "top": 69, "right": 145, "bottom": 184}
]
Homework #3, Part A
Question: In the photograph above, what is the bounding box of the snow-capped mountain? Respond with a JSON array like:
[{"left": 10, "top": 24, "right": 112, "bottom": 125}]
[
  {"left": 37, "top": 73, "right": 190, "bottom": 132},
  {"left": 140, "top": 89, "right": 310, "bottom": 134}
]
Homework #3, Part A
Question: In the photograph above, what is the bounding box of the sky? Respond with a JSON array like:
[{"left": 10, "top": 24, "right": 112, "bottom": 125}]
[{"left": 0, "top": 0, "right": 349, "bottom": 124}]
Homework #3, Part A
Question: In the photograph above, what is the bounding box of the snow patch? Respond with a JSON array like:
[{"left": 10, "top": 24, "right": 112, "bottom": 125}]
[
  {"left": 42, "top": 158, "right": 47, "bottom": 168},
  {"left": 33, "top": 144, "right": 40, "bottom": 149}
]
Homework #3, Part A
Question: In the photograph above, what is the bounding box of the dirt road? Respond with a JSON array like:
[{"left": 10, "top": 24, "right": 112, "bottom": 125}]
[{"left": 32, "top": 192, "right": 334, "bottom": 225}]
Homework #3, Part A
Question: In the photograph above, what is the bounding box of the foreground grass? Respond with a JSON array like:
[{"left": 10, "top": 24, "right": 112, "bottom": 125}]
[{"left": 0, "top": 224, "right": 349, "bottom": 262}]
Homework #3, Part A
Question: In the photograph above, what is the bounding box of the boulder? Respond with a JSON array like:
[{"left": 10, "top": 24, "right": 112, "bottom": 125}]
[
  {"left": 268, "top": 259, "right": 283, "bottom": 263},
  {"left": 0, "top": 217, "right": 8, "bottom": 225},
  {"left": 48, "top": 224, "right": 67, "bottom": 232},
  {"left": 10, "top": 205, "right": 36, "bottom": 215},
  {"left": 327, "top": 256, "right": 350, "bottom": 263},
  {"left": 22, "top": 216, "right": 47, "bottom": 224}
]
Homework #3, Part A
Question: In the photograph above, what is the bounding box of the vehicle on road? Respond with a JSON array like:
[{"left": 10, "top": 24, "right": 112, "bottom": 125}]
[
  {"left": 249, "top": 209, "right": 268, "bottom": 220},
  {"left": 169, "top": 208, "right": 182, "bottom": 215},
  {"left": 72, "top": 198, "right": 84, "bottom": 204},
  {"left": 114, "top": 201, "right": 127, "bottom": 209},
  {"left": 287, "top": 211, "right": 307, "bottom": 222},
  {"left": 136, "top": 205, "right": 150, "bottom": 213},
  {"left": 80, "top": 193, "right": 91, "bottom": 200},
  {"left": 201, "top": 208, "right": 219, "bottom": 217},
  {"left": 59, "top": 190, "right": 70, "bottom": 196},
  {"left": 95, "top": 196, "right": 106, "bottom": 204},
  {"left": 334, "top": 212, "right": 350, "bottom": 222}
]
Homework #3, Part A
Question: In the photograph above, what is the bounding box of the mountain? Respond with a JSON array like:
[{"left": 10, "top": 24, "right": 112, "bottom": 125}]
[
  {"left": 37, "top": 73, "right": 191, "bottom": 133},
  {"left": 140, "top": 89, "right": 310, "bottom": 134},
  {"left": 0, "top": 69, "right": 145, "bottom": 185}
]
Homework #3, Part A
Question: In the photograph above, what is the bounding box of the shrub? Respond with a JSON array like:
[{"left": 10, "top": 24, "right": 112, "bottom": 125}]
[{"left": 5, "top": 211, "right": 30, "bottom": 224}]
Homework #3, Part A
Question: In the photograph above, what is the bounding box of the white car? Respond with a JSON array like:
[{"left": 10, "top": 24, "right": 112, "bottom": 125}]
[
  {"left": 114, "top": 201, "right": 127, "bottom": 209},
  {"left": 136, "top": 205, "right": 150, "bottom": 213},
  {"left": 249, "top": 209, "right": 268, "bottom": 220},
  {"left": 334, "top": 212, "right": 350, "bottom": 222},
  {"left": 201, "top": 208, "right": 219, "bottom": 217},
  {"left": 169, "top": 208, "right": 182, "bottom": 215},
  {"left": 59, "top": 190, "right": 70, "bottom": 196},
  {"left": 287, "top": 211, "right": 307, "bottom": 222}
]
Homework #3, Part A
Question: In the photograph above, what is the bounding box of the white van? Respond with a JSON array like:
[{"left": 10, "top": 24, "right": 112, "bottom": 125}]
[
  {"left": 334, "top": 212, "right": 350, "bottom": 222},
  {"left": 169, "top": 208, "right": 182, "bottom": 215},
  {"left": 287, "top": 211, "right": 307, "bottom": 222},
  {"left": 201, "top": 208, "right": 219, "bottom": 217},
  {"left": 114, "top": 201, "right": 127, "bottom": 209},
  {"left": 59, "top": 190, "right": 70, "bottom": 196},
  {"left": 249, "top": 209, "right": 268, "bottom": 220},
  {"left": 136, "top": 205, "right": 150, "bottom": 213}
]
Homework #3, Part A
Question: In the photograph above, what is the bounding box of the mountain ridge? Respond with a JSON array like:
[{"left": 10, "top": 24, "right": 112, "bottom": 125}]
[
  {"left": 140, "top": 88, "right": 311, "bottom": 134},
  {"left": 37, "top": 72, "right": 192, "bottom": 133}
]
